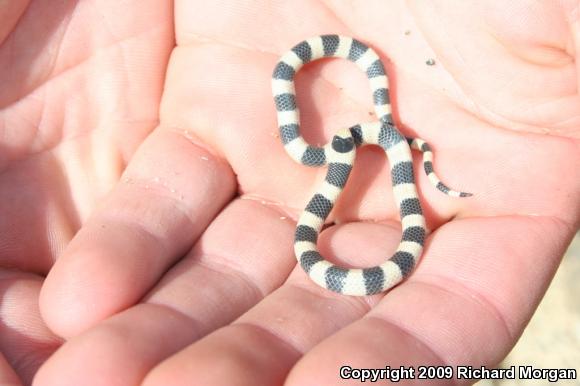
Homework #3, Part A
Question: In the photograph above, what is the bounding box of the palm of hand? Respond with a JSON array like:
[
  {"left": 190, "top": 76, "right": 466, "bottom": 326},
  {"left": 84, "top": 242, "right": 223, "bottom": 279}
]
[{"left": 0, "top": 1, "right": 578, "bottom": 385}]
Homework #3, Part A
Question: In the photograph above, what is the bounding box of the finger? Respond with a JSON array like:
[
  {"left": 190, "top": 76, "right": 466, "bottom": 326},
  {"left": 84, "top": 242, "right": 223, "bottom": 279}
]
[
  {"left": 142, "top": 221, "right": 403, "bottom": 386},
  {"left": 33, "top": 304, "right": 196, "bottom": 386},
  {"left": 0, "top": 270, "right": 62, "bottom": 385},
  {"left": 34, "top": 198, "right": 295, "bottom": 386},
  {"left": 0, "top": 351, "right": 23, "bottom": 386},
  {"left": 0, "top": 0, "right": 28, "bottom": 45},
  {"left": 40, "top": 128, "right": 237, "bottom": 337},
  {"left": 286, "top": 217, "right": 571, "bottom": 385}
]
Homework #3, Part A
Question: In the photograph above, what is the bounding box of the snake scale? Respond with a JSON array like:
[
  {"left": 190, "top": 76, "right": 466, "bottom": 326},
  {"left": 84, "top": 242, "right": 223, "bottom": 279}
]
[{"left": 272, "top": 35, "right": 471, "bottom": 296}]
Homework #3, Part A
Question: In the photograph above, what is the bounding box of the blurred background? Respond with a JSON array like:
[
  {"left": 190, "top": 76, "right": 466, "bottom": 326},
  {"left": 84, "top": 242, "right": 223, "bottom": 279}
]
[{"left": 478, "top": 233, "right": 580, "bottom": 385}]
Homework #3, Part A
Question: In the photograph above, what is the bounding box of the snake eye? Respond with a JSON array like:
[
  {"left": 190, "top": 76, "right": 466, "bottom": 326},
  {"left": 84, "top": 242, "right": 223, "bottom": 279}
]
[{"left": 331, "top": 136, "right": 354, "bottom": 153}]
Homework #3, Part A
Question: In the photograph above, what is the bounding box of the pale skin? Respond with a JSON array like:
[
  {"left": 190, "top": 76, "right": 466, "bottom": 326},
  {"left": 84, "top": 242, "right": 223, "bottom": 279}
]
[{"left": 0, "top": 0, "right": 579, "bottom": 385}]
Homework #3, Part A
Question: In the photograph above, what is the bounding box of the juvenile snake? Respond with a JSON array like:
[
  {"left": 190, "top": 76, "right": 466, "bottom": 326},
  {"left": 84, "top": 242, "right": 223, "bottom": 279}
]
[{"left": 272, "top": 35, "right": 471, "bottom": 296}]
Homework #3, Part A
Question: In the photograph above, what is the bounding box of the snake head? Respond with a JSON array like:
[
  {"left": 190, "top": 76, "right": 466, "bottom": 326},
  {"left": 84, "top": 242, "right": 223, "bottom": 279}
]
[{"left": 331, "top": 135, "right": 354, "bottom": 153}]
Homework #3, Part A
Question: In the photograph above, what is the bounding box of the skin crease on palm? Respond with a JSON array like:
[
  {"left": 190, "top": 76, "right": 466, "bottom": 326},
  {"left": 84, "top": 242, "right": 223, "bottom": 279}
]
[{"left": 0, "top": 0, "right": 578, "bottom": 385}]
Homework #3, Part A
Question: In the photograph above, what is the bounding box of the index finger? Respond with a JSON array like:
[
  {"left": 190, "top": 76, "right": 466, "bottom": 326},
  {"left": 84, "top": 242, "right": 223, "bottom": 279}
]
[{"left": 40, "top": 127, "right": 237, "bottom": 337}]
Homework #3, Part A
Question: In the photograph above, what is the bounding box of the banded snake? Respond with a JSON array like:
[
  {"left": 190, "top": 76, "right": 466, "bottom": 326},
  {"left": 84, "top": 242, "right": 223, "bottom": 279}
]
[{"left": 272, "top": 35, "right": 471, "bottom": 296}]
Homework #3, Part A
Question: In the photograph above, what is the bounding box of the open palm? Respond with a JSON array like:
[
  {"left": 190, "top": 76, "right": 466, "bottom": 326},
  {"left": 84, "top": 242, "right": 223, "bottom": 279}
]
[{"left": 1, "top": 1, "right": 578, "bottom": 385}]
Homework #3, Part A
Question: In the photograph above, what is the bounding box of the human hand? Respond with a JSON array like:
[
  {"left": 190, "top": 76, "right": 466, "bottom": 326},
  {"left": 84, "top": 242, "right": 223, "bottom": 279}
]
[
  {"left": 1, "top": 1, "right": 578, "bottom": 385},
  {"left": 0, "top": 0, "right": 174, "bottom": 384}
]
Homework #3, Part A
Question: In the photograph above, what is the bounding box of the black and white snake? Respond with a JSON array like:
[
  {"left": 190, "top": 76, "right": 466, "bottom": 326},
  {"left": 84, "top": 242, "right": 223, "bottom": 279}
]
[{"left": 272, "top": 35, "right": 471, "bottom": 296}]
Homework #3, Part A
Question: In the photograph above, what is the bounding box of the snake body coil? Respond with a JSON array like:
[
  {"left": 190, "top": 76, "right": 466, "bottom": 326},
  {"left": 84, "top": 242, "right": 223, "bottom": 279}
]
[{"left": 272, "top": 35, "right": 470, "bottom": 296}]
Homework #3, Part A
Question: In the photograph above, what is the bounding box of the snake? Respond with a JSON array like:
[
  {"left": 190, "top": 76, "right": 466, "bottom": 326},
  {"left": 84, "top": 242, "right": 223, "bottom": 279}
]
[{"left": 272, "top": 35, "right": 471, "bottom": 296}]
